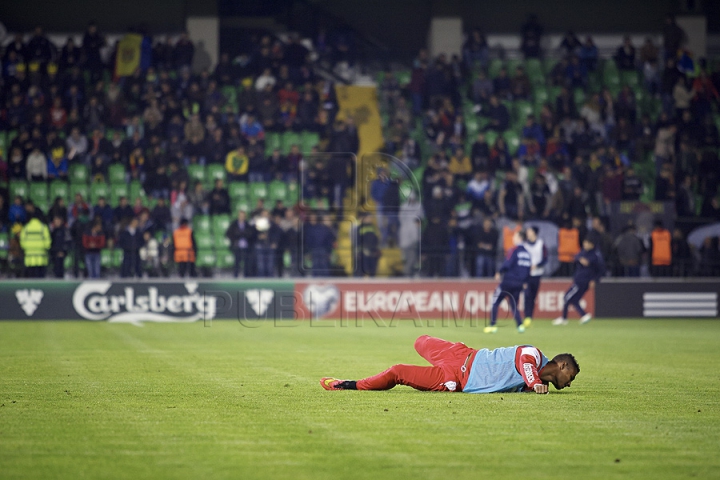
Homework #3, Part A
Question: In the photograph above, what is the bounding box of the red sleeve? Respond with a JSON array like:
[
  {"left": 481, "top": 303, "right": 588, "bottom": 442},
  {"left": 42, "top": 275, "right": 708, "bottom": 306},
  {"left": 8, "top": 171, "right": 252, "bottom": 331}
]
[
  {"left": 515, "top": 346, "right": 543, "bottom": 390},
  {"left": 82, "top": 234, "right": 91, "bottom": 249}
]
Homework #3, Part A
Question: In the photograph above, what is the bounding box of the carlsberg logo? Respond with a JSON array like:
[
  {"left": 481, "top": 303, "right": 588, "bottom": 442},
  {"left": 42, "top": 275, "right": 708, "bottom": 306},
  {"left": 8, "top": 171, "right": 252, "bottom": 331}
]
[{"left": 72, "top": 282, "right": 217, "bottom": 325}]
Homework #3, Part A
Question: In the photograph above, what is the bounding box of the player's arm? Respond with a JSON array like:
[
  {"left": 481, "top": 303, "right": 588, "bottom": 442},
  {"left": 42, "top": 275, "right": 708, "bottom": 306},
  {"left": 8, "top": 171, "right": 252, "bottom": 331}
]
[
  {"left": 515, "top": 346, "right": 546, "bottom": 394},
  {"left": 499, "top": 247, "right": 516, "bottom": 274}
]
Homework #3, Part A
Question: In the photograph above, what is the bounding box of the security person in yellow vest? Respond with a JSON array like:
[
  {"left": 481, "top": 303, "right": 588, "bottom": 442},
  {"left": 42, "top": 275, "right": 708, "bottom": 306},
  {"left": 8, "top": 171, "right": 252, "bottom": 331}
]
[
  {"left": 649, "top": 220, "right": 672, "bottom": 277},
  {"left": 173, "top": 218, "right": 197, "bottom": 277},
  {"left": 557, "top": 221, "right": 580, "bottom": 277},
  {"left": 20, "top": 213, "right": 52, "bottom": 278}
]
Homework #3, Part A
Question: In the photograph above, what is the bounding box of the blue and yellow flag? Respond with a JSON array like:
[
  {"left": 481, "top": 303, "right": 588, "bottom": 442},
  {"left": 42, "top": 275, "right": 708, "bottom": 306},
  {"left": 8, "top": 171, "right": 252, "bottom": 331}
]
[{"left": 115, "top": 34, "right": 143, "bottom": 77}]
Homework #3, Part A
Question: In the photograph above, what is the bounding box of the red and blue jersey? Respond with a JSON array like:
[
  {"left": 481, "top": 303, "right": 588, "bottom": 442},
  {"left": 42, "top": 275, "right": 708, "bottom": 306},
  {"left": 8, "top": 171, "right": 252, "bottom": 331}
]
[{"left": 463, "top": 345, "right": 549, "bottom": 393}]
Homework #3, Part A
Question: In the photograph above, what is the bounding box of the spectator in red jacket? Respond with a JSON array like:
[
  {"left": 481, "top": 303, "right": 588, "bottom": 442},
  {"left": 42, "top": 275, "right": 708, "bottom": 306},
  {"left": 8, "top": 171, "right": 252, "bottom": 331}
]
[{"left": 82, "top": 217, "right": 106, "bottom": 278}]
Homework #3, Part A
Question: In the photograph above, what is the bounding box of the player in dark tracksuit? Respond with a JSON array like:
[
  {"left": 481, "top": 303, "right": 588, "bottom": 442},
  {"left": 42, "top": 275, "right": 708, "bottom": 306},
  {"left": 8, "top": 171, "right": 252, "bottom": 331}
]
[
  {"left": 553, "top": 237, "right": 605, "bottom": 325},
  {"left": 486, "top": 229, "right": 532, "bottom": 333}
]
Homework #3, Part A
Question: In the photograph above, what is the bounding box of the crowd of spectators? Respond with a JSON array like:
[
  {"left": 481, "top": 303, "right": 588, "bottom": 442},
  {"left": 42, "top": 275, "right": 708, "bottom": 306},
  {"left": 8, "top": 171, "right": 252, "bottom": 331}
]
[
  {"left": 2, "top": 16, "right": 720, "bottom": 279},
  {"left": 0, "top": 24, "right": 362, "bottom": 278},
  {"left": 378, "top": 14, "right": 720, "bottom": 277}
]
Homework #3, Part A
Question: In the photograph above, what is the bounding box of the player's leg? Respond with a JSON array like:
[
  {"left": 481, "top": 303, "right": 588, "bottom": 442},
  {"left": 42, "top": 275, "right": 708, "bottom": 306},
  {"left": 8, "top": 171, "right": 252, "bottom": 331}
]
[
  {"left": 414, "top": 335, "right": 455, "bottom": 365},
  {"left": 508, "top": 285, "right": 524, "bottom": 330},
  {"left": 569, "top": 283, "right": 591, "bottom": 323},
  {"left": 356, "top": 364, "right": 448, "bottom": 391},
  {"left": 486, "top": 286, "right": 507, "bottom": 332},
  {"left": 553, "top": 283, "right": 578, "bottom": 325},
  {"left": 524, "top": 276, "right": 540, "bottom": 323},
  {"left": 414, "top": 335, "right": 475, "bottom": 367}
]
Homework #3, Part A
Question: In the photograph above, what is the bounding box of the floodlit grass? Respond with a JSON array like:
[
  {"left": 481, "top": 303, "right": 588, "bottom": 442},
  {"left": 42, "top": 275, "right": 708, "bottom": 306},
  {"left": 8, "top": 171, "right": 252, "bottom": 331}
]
[{"left": 0, "top": 319, "right": 719, "bottom": 479}]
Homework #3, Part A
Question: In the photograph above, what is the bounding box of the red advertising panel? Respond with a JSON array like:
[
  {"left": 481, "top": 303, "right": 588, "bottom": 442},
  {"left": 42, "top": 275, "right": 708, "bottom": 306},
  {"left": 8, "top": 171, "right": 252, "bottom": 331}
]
[{"left": 294, "top": 280, "right": 594, "bottom": 321}]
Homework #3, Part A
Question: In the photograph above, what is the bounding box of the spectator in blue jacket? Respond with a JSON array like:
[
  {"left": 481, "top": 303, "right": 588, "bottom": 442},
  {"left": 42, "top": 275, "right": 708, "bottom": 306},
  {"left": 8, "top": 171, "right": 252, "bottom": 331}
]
[{"left": 9, "top": 196, "right": 27, "bottom": 226}]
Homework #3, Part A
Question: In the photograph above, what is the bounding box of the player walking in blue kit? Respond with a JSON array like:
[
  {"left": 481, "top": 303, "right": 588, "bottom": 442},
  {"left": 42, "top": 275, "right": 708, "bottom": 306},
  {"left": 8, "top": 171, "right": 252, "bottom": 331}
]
[
  {"left": 484, "top": 229, "right": 532, "bottom": 334},
  {"left": 553, "top": 236, "right": 605, "bottom": 325}
]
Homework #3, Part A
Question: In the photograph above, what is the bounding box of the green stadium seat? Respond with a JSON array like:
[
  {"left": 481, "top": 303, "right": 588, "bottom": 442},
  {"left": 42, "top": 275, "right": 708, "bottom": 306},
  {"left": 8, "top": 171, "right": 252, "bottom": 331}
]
[
  {"left": 187, "top": 164, "right": 206, "bottom": 184},
  {"left": 485, "top": 130, "right": 499, "bottom": 147},
  {"left": 265, "top": 132, "right": 282, "bottom": 155},
  {"left": 108, "top": 164, "right": 126, "bottom": 184},
  {"left": 234, "top": 198, "right": 251, "bottom": 215},
  {"left": 206, "top": 164, "right": 226, "bottom": 184},
  {"left": 396, "top": 70, "right": 411, "bottom": 86},
  {"left": 573, "top": 89, "right": 586, "bottom": 109},
  {"left": 288, "top": 181, "right": 299, "bottom": 201},
  {"left": 525, "top": 58, "right": 543, "bottom": 77},
  {"left": 110, "top": 184, "right": 129, "bottom": 206},
  {"left": 49, "top": 181, "right": 69, "bottom": 203},
  {"left": 488, "top": 59, "right": 504, "bottom": 78},
  {"left": 196, "top": 250, "right": 217, "bottom": 269},
  {"left": 622, "top": 70, "right": 639, "bottom": 87},
  {"left": 229, "top": 181, "right": 249, "bottom": 199},
  {"left": 129, "top": 180, "right": 145, "bottom": 202},
  {"left": 212, "top": 214, "right": 231, "bottom": 235},
  {"left": 90, "top": 182, "right": 110, "bottom": 204},
  {"left": 300, "top": 131, "right": 320, "bottom": 153},
  {"left": 399, "top": 180, "right": 416, "bottom": 203},
  {"left": 64, "top": 251, "right": 74, "bottom": 270},
  {"left": 514, "top": 101, "right": 534, "bottom": 124},
  {"left": 267, "top": 180, "right": 287, "bottom": 203},
  {"left": 215, "top": 249, "right": 235, "bottom": 269},
  {"left": 193, "top": 215, "right": 212, "bottom": 235},
  {"left": 221, "top": 85, "right": 237, "bottom": 107},
  {"left": 506, "top": 58, "right": 523, "bottom": 73},
  {"left": 542, "top": 58, "right": 557, "bottom": 75},
  {"left": 100, "top": 249, "right": 113, "bottom": 269},
  {"left": 0, "top": 131, "right": 7, "bottom": 156},
  {"left": 0, "top": 233, "right": 9, "bottom": 259},
  {"left": 9, "top": 181, "right": 28, "bottom": 200},
  {"left": 249, "top": 182, "right": 268, "bottom": 202},
  {"left": 69, "top": 183, "right": 89, "bottom": 202},
  {"left": 29, "top": 181, "right": 47, "bottom": 200},
  {"left": 533, "top": 86, "right": 549, "bottom": 106},
  {"left": 112, "top": 249, "right": 123, "bottom": 269},
  {"left": 503, "top": 130, "right": 520, "bottom": 156},
  {"left": 69, "top": 164, "right": 89, "bottom": 184},
  {"left": 214, "top": 231, "right": 231, "bottom": 250},
  {"left": 603, "top": 69, "right": 621, "bottom": 90},
  {"left": 281, "top": 132, "right": 301, "bottom": 154},
  {"left": 195, "top": 232, "right": 214, "bottom": 251}
]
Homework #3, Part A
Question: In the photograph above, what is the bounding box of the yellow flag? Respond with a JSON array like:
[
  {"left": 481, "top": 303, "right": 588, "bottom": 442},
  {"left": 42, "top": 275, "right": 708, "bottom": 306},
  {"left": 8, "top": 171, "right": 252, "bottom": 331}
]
[{"left": 115, "top": 34, "right": 143, "bottom": 77}]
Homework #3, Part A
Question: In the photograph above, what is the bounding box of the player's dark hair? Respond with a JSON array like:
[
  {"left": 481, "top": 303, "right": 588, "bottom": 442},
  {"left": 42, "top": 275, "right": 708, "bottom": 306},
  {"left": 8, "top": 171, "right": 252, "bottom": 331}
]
[
  {"left": 516, "top": 229, "right": 527, "bottom": 242},
  {"left": 553, "top": 353, "right": 580, "bottom": 373}
]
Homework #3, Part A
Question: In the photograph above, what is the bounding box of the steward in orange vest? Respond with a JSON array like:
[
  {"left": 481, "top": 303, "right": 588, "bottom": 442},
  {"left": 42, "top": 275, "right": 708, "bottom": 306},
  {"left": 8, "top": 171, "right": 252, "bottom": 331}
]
[
  {"left": 173, "top": 218, "right": 197, "bottom": 277},
  {"left": 650, "top": 220, "right": 672, "bottom": 276},
  {"left": 502, "top": 223, "right": 522, "bottom": 255},
  {"left": 557, "top": 224, "right": 580, "bottom": 276}
]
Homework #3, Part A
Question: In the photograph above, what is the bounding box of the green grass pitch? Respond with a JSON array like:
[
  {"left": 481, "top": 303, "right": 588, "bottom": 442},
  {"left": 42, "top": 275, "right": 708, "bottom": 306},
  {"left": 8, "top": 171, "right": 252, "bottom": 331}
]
[{"left": 1, "top": 318, "right": 719, "bottom": 479}]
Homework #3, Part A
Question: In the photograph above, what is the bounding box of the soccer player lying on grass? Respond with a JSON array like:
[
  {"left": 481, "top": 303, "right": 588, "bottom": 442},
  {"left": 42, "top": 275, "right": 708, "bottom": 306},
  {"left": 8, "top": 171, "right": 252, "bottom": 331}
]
[{"left": 321, "top": 335, "right": 579, "bottom": 394}]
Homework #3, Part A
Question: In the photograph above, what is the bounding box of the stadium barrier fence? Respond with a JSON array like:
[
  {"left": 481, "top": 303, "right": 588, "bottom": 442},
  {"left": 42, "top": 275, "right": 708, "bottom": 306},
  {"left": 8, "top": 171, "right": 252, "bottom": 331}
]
[{"left": 1, "top": 278, "right": 716, "bottom": 322}]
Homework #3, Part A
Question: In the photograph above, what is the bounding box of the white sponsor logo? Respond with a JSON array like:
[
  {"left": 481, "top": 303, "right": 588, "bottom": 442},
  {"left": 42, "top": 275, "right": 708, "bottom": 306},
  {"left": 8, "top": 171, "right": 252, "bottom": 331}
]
[
  {"left": 72, "top": 282, "right": 217, "bottom": 326},
  {"left": 523, "top": 363, "right": 536, "bottom": 384},
  {"left": 16, "top": 289, "right": 44, "bottom": 316},
  {"left": 245, "top": 289, "right": 274, "bottom": 316},
  {"left": 444, "top": 381, "right": 457, "bottom": 392},
  {"left": 303, "top": 284, "right": 340, "bottom": 318},
  {"left": 642, "top": 292, "right": 718, "bottom": 317}
]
